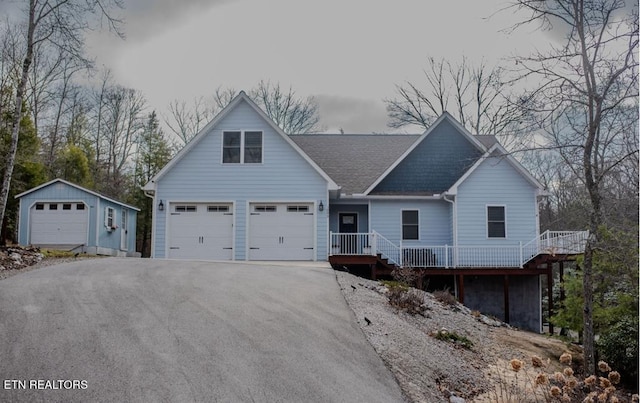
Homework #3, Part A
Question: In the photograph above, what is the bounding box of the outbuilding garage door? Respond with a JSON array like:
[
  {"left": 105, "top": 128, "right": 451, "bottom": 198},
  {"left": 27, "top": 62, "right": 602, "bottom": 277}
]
[
  {"left": 168, "top": 203, "right": 233, "bottom": 260},
  {"left": 30, "top": 202, "right": 88, "bottom": 245},
  {"left": 248, "top": 203, "right": 314, "bottom": 260}
]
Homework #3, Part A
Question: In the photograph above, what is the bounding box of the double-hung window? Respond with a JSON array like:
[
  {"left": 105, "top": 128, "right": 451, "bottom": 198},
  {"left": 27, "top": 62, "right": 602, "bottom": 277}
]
[
  {"left": 223, "top": 131, "right": 262, "bottom": 164},
  {"left": 402, "top": 210, "right": 419, "bottom": 240},
  {"left": 487, "top": 206, "right": 506, "bottom": 238}
]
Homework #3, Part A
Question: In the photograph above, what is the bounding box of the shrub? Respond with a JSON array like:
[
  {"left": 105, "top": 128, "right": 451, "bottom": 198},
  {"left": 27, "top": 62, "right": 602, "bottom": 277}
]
[
  {"left": 386, "top": 283, "right": 428, "bottom": 316},
  {"left": 597, "top": 316, "right": 639, "bottom": 389},
  {"left": 486, "top": 352, "right": 639, "bottom": 403},
  {"left": 391, "top": 266, "right": 421, "bottom": 287},
  {"left": 433, "top": 289, "right": 457, "bottom": 306}
]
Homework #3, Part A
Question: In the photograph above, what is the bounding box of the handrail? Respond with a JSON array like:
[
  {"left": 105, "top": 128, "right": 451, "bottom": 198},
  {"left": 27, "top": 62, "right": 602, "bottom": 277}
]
[
  {"left": 372, "top": 230, "right": 401, "bottom": 266},
  {"left": 330, "top": 230, "right": 588, "bottom": 269}
]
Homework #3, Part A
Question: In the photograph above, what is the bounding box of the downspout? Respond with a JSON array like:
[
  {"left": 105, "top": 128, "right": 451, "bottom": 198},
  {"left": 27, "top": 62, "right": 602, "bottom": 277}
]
[
  {"left": 143, "top": 190, "right": 155, "bottom": 258},
  {"left": 443, "top": 193, "right": 457, "bottom": 297},
  {"left": 442, "top": 193, "right": 457, "bottom": 250}
]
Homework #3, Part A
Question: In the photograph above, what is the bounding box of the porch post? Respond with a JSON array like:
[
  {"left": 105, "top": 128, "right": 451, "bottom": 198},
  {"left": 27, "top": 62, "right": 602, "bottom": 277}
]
[
  {"left": 445, "top": 245, "right": 449, "bottom": 268},
  {"left": 503, "top": 275, "right": 510, "bottom": 324},
  {"left": 457, "top": 274, "right": 465, "bottom": 303},
  {"left": 370, "top": 232, "right": 377, "bottom": 256},
  {"left": 519, "top": 241, "right": 523, "bottom": 268},
  {"left": 329, "top": 231, "right": 334, "bottom": 256},
  {"left": 547, "top": 263, "right": 554, "bottom": 335}
]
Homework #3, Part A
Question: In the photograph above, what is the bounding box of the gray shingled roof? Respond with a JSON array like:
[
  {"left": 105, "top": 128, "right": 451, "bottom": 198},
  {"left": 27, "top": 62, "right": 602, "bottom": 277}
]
[{"left": 291, "top": 134, "right": 420, "bottom": 195}]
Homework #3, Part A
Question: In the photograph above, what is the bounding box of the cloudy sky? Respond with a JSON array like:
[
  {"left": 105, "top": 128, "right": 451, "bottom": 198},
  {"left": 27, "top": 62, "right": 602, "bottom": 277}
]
[{"left": 82, "top": 0, "right": 553, "bottom": 134}]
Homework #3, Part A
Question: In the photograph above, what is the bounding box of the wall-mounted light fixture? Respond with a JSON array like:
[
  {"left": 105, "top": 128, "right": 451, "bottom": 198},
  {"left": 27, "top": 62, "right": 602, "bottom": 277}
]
[
  {"left": 318, "top": 201, "right": 324, "bottom": 212},
  {"left": 158, "top": 200, "right": 164, "bottom": 211}
]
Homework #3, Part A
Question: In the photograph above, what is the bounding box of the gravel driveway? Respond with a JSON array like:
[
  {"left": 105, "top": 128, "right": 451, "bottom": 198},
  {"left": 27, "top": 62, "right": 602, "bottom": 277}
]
[{"left": 0, "top": 258, "right": 405, "bottom": 403}]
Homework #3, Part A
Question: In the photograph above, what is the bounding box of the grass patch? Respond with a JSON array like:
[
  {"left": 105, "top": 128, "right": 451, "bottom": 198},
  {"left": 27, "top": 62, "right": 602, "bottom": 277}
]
[
  {"left": 433, "top": 328, "right": 474, "bottom": 349},
  {"left": 40, "top": 249, "right": 77, "bottom": 258}
]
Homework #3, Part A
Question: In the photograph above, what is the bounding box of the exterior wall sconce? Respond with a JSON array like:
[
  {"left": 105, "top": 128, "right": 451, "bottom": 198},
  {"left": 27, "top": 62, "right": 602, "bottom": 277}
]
[
  {"left": 158, "top": 200, "right": 164, "bottom": 211},
  {"left": 318, "top": 201, "right": 324, "bottom": 212}
]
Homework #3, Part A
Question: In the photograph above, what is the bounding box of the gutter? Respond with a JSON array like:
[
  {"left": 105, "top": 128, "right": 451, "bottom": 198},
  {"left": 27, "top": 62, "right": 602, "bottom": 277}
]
[{"left": 442, "top": 193, "right": 457, "bottom": 248}]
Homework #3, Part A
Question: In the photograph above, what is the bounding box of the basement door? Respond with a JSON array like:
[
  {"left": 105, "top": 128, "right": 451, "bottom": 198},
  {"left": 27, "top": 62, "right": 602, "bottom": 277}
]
[
  {"left": 168, "top": 203, "right": 233, "bottom": 260},
  {"left": 248, "top": 203, "right": 314, "bottom": 260}
]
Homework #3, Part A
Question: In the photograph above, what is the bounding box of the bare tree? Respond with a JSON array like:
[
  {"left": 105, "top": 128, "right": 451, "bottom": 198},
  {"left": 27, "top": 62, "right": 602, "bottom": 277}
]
[
  {"left": 0, "top": 0, "right": 123, "bottom": 236},
  {"left": 249, "top": 80, "right": 322, "bottom": 134},
  {"left": 165, "top": 82, "right": 322, "bottom": 146},
  {"left": 508, "top": 0, "right": 638, "bottom": 374},
  {"left": 385, "top": 57, "right": 531, "bottom": 148}
]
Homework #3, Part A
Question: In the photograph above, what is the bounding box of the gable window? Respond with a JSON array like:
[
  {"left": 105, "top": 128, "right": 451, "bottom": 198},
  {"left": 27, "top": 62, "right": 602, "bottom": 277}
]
[
  {"left": 223, "top": 131, "right": 262, "bottom": 164},
  {"left": 487, "top": 206, "right": 506, "bottom": 238},
  {"left": 402, "top": 210, "right": 419, "bottom": 240}
]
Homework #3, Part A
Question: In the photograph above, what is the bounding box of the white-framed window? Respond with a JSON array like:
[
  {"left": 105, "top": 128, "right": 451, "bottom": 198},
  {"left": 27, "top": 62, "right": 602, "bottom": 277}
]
[
  {"left": 222, "top": 131, "right": 262, "bottom": 164},
  {"left": 105, "top": 207, "right": 115, "bottom": 229},
  {"left": 207, "top": 205, "right": 230, "bottom": 212},
  {"left": 402, "top": 210, "right": 419, "bottom": 240},
  {"left": 487, "top": 205, "right": 506, "bottom": 238},
  {"left": 287, "top": 205, "right": 309, "bottom": 212},
  {"left": 255, "top": 205, "right": 276, "bottom": 212},
  {"left": 175, "top": 205, "right": 197, "bottom": 213}
]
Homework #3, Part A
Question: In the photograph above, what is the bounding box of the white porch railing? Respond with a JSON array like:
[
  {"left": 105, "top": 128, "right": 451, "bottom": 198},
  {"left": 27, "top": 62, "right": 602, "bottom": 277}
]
[{"left": 329, "top": 230, "right": 589, "bottom": 269}]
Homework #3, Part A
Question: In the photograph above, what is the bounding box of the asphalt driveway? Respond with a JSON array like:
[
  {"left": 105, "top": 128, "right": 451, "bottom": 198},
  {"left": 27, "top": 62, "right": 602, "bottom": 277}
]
[{"left": 0, "top": 259, "right": 405, "bottom": 403}]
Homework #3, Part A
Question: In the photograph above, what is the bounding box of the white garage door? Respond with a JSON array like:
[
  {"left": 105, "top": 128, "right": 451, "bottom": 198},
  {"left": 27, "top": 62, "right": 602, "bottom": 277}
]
[
  {"left": 30, "top": 202, "right": 88, "bottom": 245},
  {"left": 248, "top": 203, "right": 314, "bottom": 260},
  {"left": 168, "top": 203, "right": 233, "bottom": 260}
]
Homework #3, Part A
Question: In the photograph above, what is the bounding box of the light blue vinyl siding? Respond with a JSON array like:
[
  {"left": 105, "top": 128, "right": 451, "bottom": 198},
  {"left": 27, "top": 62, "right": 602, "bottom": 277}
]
[
  {"left": 154, "top": 101, "right": 329, "bottom": 259},
  {"left": 456, "top": 156, "right": 538, "bottom": 246},
  {"left": 369, "top": 200, "right": 452, "bottom": 246},
  {"left": 17, "top": 181, "right": 137, "bottom": 252}
]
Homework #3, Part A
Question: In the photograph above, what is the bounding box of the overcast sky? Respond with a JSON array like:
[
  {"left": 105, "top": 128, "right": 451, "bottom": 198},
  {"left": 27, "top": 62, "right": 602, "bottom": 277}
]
[{"left": 81, "top": 0, "right": 553, "bottom": 134}]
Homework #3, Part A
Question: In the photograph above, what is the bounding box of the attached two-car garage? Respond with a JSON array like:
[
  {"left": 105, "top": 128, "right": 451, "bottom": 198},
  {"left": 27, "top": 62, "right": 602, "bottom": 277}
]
[{"left": 167, "top": 202, "right": 315, "bottom": 261}]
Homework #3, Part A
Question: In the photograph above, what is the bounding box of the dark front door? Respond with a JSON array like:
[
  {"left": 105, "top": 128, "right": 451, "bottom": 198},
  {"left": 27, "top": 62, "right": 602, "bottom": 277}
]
[
  {"left": 338, "top": 213, "right": 359, "bottom": 254},
  {"left": 339, "top": 213, "right": 358, "bottom": 233}
]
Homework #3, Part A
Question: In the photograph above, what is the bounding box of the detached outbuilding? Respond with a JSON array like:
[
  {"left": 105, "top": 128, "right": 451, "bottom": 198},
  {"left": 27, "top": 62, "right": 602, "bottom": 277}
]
[{"left": 15, "top": 179, "right": 140, "bottom": 257}]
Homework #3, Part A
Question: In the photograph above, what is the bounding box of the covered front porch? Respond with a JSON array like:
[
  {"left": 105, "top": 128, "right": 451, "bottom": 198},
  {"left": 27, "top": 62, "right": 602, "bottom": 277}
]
[{"left": 329, "top": 230, "right": 589, "bottom": 269}]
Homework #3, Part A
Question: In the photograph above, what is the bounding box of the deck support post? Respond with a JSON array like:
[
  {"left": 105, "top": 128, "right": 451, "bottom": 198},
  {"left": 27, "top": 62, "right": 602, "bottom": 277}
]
[
  {"left": 547, "top": 263, "right": 554, "bottom": 335},
  {"left": 370, "top": 264, "right": 376, "bottom": 280},
  {"left": 503, "top": 275, "right": 510, "bottom": 324},
  {"left": 457, "top": 274, "right": 464, "bottom": 303}
]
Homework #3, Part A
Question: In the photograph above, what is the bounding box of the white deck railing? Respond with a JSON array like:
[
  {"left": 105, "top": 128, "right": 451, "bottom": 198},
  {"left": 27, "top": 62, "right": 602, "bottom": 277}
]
[{"left": 329, "top": 230, "right": 589, "bottom": 269}]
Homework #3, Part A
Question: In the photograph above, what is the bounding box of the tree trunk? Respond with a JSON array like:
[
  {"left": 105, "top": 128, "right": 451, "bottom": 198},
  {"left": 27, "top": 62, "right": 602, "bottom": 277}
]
[{"left": 0, "top": 0, "right": 35, "bottom": 235}]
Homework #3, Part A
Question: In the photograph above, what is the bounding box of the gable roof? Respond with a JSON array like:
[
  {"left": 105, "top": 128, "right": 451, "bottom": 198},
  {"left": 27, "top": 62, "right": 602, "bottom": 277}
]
[
  {"left": 15, "top": 178, "right": 140, "bottom": 211},
  {"left": 143, "top": 92, "right": 339, "bottom": 192},
  {"left": 291, "top": 134, "right": 420, "bottom": 195},
  {"left": 362, "top": 112, "right": 489, "bottom": 195},
  {"left": 447, "top": 143, "right": 545, "bottom": 195}
]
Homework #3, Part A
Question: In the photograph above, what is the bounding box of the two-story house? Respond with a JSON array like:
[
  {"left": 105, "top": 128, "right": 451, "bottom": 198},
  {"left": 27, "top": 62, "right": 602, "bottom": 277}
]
[{"left": 143, "top": 91, "right": 586, "bottom": 332}]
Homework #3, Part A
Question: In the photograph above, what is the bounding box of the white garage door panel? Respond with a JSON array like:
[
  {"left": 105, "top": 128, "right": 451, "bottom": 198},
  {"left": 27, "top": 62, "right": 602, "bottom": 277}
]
[
  {"left": 168, "top": 204, "right": 233, "bottom": 260},
  {"left": 30, "top": 203, "right": 88, "bottom": 245},
  {"left": 248, "top": 204, "right": 314, "bottom": 261}
]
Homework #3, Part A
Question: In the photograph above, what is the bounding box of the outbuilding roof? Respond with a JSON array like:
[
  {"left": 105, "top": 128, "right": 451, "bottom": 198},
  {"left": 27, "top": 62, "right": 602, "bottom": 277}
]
[{"left": 15, "top": 178, "right": 140, "bottom": 211}]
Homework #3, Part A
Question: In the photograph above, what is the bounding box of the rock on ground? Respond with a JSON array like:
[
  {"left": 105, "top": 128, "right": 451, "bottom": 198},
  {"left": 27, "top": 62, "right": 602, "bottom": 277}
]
[{"left": 335, "top": 270, "right": 580, "bottom": 402}]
